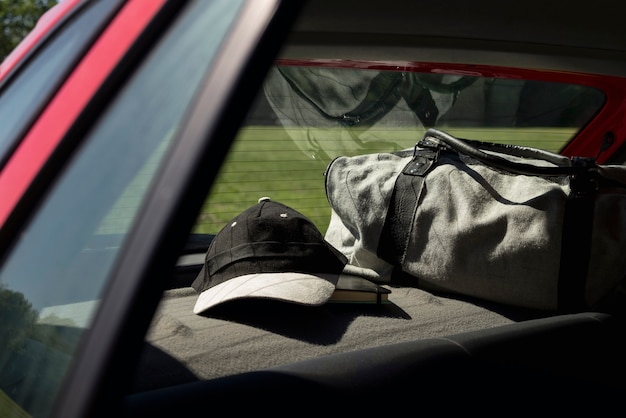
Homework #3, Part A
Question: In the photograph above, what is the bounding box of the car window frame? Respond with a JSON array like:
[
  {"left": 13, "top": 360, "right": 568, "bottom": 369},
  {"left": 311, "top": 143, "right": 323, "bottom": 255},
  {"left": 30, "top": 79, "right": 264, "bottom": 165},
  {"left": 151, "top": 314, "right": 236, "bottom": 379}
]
[
  {"left": 0, "top": 0, "right": 174, "bottom": 415},
  {"left": 0, "top": 0, "right": 174, "bottom": 239},
  {"left": 0, "top": 0, "right": 125, "bottom": 170},
  {"left": 47, "top": 1, "right": 303, "bottom": 417}
]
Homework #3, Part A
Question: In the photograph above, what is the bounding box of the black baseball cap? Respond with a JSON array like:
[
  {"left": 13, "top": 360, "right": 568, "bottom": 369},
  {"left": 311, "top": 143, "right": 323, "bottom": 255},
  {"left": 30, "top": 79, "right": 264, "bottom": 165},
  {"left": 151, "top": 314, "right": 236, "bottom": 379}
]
[{"left": 192, "top": 198, "right": 350, "bottom": 314}]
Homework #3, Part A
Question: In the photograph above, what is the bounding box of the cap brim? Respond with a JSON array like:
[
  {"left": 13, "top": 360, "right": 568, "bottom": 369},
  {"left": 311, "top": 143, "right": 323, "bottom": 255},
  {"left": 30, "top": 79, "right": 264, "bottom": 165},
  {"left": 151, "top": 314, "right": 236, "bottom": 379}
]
[{"left": 193, "top": 272, "right": 339, "bottom": 314}]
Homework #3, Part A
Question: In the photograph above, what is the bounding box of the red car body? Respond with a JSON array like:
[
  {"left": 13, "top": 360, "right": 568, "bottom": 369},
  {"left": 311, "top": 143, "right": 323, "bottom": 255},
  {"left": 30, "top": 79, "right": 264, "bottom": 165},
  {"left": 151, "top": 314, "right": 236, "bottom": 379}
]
[{"left": 0, "top": 0, "right": 165, "bottom": 225}]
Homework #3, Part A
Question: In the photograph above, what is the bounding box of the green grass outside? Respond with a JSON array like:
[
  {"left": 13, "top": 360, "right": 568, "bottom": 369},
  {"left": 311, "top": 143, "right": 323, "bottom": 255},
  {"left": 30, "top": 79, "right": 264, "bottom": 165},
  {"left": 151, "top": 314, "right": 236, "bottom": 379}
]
[{"left": 195, "top": 126, "right": 331, "bottom": 234}]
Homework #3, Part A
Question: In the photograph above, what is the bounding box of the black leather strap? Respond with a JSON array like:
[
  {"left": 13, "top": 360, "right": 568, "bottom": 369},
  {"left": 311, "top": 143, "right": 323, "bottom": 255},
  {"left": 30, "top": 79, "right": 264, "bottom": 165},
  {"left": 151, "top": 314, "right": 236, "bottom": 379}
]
[
  {"left": 557, "top": 163, "right": 598, "bottom": 312},
  {"left": 423, "top": 128, "right": 593, "bottom": 177},
  {"left": 377, "top": 152, "right": 433, "bottom": 266}
]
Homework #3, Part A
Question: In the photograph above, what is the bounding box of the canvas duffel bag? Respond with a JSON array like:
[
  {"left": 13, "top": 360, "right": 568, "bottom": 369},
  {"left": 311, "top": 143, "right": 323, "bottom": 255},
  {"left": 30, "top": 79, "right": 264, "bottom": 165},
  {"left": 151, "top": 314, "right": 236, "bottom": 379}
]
[{"left": 324, "top": 128, "right": 626, "bottom": 311}]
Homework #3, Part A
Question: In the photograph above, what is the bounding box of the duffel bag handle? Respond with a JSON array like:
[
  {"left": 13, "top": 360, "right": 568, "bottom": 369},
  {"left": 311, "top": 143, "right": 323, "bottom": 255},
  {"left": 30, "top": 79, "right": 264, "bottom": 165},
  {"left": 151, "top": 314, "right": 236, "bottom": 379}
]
[{"left": 421, "top": 128, "right": 597, "bottom": 177}]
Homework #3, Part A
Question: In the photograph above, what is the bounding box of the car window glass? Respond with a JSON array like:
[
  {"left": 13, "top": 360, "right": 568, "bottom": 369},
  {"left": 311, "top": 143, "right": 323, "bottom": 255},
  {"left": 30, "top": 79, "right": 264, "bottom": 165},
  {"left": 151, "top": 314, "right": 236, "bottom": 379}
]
[
  {"left": 0, "top": 0, "right": 245, "bottom": 416},
  {"left": 196, "top": 64, "right": 606, "bottom": 234},
  {"left": 0, "top": 0, "right": 121, "bottom": 167}
]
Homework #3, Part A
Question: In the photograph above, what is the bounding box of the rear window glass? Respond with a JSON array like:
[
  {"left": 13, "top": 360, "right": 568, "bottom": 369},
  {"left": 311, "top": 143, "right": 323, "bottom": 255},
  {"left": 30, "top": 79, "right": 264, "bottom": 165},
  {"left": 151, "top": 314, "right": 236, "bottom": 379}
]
[{"left": 195, "top": 63, "right": 605, "bottom": 234}]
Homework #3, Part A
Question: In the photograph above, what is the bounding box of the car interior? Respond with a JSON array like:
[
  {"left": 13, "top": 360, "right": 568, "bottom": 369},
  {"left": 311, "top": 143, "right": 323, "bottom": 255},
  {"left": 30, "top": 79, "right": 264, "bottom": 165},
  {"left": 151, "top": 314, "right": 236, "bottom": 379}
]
[
  {"left": 2, "top": 1, "right": 626, "bottom": 416},
  {"left": 124, "top": 0, "right": 626, "bottom": 411},
  {"left": 123, "top": 65, "right": 626, "bottom": 412}
]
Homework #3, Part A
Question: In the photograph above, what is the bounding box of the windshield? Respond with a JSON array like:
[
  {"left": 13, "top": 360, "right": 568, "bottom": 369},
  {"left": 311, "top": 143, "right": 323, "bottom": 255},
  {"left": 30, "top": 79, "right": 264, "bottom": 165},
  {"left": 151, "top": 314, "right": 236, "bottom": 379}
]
[{"left": 0, "top": 1, "right": 246, "bottom": 416}]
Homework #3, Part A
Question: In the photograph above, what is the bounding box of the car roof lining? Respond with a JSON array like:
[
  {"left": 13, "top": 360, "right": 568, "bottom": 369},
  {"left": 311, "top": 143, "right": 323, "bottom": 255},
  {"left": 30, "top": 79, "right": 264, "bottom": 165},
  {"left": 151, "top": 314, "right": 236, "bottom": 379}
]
[
  {"left": 281, "top": 0, "right": 626, "bottom": 77},
  {"left": 291, "top": 0, "right": 626, "bottom": 53}
]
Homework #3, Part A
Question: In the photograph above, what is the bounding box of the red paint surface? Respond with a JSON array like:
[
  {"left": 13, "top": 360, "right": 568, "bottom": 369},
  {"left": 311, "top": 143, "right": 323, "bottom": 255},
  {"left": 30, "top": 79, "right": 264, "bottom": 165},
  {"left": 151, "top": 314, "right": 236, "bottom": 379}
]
[{"left": 0, "top": 0, "right": 167, "bottom": 226}]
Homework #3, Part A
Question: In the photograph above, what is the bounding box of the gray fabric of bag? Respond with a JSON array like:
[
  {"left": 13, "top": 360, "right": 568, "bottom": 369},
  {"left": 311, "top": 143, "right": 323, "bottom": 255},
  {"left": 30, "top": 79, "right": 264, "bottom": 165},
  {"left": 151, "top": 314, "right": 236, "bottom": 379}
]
[{"left": 324, "top": 129, "right": 626, "bottom": 311}]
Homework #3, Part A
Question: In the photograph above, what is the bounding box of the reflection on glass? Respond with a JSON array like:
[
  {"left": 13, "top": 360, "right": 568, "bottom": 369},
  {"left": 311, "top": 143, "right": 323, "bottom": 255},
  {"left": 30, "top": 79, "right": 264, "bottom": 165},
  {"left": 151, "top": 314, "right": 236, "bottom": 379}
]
[
  {"left": 0, "top": 0, "right": 246, "bottom": 416},
  {"left": 196, "top": 64, "right": 605, "bottom": 234}
]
